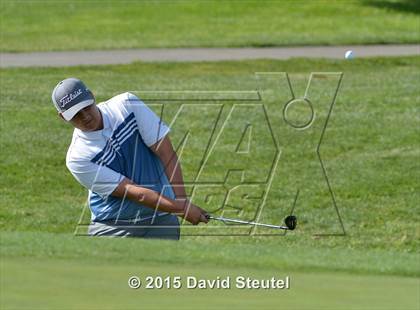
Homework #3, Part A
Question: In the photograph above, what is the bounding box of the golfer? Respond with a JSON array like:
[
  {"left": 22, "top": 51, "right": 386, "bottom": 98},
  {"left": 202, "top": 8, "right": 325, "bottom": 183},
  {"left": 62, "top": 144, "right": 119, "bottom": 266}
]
[{"left": 52, "top": 78, "right": 208, "bottom": 240}]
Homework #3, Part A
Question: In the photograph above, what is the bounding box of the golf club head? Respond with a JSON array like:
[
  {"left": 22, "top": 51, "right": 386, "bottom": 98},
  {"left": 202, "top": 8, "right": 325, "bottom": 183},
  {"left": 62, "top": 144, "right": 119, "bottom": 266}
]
[{"left": 284, "top": 215, "right": 297, "bottom": 230}]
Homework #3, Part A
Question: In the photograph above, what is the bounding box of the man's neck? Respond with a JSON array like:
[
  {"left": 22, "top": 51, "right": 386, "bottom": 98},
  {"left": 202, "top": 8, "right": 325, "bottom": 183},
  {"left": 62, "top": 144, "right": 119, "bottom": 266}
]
[{"left": 96, "top": 109, "right": 104, "bottom": 131}]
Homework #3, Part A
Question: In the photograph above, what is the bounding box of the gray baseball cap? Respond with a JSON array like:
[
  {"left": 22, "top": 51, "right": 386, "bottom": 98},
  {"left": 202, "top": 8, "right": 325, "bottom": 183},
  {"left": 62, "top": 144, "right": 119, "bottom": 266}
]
[{"left": 52, "top": 78, "right": 95, "bottom": 121}]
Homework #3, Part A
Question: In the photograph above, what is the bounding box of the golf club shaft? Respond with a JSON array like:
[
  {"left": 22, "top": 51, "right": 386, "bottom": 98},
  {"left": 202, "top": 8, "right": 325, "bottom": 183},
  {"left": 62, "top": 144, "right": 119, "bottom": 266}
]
[{"left": 208, "top": 215, "right": 289, "bottom": 230}]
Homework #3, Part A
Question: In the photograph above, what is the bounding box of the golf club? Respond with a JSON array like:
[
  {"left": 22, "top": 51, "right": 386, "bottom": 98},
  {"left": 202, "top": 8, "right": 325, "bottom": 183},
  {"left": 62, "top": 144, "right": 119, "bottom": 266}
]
[{"left": 205, "top": 214, "right": 297, "bottom": 230}]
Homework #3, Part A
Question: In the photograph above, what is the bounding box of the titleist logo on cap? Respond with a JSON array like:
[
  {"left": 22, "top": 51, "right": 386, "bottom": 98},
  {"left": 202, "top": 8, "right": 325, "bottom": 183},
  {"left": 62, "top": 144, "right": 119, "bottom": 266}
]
[{"left": 59, "top": 88, "right": 83, "bottom": 107}]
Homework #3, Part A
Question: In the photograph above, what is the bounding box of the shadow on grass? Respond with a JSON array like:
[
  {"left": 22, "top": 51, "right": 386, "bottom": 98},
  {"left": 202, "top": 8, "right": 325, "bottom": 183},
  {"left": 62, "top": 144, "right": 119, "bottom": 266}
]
[{"left": 363, "top": 0, "right": 420, "bottom": 14}]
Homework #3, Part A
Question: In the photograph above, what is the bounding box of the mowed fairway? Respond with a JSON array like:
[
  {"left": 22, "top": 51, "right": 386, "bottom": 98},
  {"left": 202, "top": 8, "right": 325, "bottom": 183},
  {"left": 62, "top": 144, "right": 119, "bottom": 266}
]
[
  {"left": 1, "top": 56, "right": 419, "bottom": 309},
  {"left": 2, "top": 256, "right": 418, "bottom": 310},
  {"left": 1, "top": 0, "right": 419, "bottom": 52}
]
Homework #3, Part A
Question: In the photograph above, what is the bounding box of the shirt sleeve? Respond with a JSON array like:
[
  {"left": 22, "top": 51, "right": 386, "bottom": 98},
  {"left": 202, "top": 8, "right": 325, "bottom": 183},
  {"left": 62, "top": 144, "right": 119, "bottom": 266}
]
[
  {"left": 125, "top": 92, "right": 170, "bottom": 146},
  {"left": 66, "top": 159, "right": 124, "bottom": 199}
]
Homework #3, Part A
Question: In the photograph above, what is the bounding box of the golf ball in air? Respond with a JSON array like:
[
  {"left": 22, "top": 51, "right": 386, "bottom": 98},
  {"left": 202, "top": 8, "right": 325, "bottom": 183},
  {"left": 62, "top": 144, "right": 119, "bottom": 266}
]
[{"left": 345, "top": 50, "right": 354, "bottom": 59}]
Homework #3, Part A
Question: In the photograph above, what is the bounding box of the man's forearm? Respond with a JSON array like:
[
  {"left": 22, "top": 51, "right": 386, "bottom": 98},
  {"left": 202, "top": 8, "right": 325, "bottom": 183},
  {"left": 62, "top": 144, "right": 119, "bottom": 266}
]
[
  {"left": 113, "top": 178, "right": 185, "bottom": 214},
  {"left": 111, "top": 177, "right": 208, "bottom": 225}
]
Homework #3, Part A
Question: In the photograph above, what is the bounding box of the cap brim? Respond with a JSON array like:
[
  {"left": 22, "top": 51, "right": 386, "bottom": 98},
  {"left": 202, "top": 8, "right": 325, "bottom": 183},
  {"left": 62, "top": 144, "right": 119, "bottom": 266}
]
[{"left": 61, "top": 99, "right": 94, "bottom": 121}]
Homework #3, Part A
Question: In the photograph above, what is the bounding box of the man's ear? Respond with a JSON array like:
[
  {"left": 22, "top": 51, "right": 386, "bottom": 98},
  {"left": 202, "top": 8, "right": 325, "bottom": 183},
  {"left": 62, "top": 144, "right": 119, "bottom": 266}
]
[{"left": 58, "top": 112, "right": 65, "bottom": 121}]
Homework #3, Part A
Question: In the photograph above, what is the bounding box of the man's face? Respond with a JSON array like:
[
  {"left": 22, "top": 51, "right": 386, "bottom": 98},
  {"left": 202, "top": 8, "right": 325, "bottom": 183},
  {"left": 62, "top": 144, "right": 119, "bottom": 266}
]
[{"left": 66, "top": 104, "right": 103, "bottom": 132}]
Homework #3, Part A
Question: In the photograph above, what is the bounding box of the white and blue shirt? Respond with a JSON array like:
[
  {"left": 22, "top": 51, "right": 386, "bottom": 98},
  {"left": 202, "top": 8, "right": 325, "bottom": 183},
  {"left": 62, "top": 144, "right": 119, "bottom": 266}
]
[{"left": 66, "top": 92, "right": 174, "bottom": 222}]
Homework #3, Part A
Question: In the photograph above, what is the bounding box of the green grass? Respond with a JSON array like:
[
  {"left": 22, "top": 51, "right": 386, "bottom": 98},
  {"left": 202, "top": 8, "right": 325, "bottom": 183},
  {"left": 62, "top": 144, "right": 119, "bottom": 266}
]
[
  {"left": 1, "top": 231, "right": 419, "bottom": 277},
  {"left": 0, "top": 0, "right": 419, "bottom": 52},
  {"left": 2, "top": 255, "right": 419, "bottom": 310},
  {"left": 1, "top": 57, "right": 419, "bottom": 309},
  {"left": 1, "top": 232, "right": 420, "bottom": 309},
  {"left": 1, "top": 57, "right": 419, "bottom": 249},
  {"left": 1, "top": 232, "right": 419, "bottom": 309}
]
